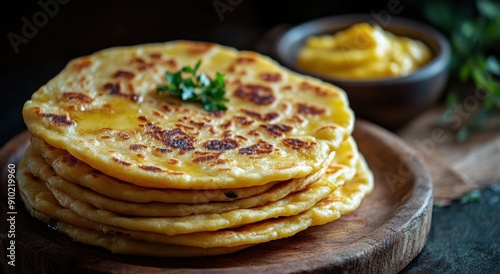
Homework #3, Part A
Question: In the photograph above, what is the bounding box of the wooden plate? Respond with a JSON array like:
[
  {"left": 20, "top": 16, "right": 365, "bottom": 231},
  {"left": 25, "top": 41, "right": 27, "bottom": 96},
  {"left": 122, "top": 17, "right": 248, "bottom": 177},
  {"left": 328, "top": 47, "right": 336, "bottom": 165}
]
[{"left": 0, "top": 120, "right": 432, "bottom": 274}]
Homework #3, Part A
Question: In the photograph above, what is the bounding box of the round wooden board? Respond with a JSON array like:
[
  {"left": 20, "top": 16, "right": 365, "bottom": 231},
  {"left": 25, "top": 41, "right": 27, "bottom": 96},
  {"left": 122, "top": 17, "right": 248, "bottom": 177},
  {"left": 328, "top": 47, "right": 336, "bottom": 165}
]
[{"left": 0, "top": 120, "right": 433, "bottom": 274}]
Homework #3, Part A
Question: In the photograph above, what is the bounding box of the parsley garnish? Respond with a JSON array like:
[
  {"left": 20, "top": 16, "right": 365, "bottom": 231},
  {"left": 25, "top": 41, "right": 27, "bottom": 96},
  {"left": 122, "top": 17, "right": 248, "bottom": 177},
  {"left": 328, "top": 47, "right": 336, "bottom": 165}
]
[
  {"left": 460, "top": 190, "right": 482, "bottom": 204},
  {"left": 157, "top": 60, "right": 229, "bottom": 112}
]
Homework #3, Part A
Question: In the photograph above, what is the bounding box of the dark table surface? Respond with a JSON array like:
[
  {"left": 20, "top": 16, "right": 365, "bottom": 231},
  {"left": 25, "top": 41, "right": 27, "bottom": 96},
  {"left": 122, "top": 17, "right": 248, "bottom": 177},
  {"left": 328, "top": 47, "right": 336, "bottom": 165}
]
[{"left": 2, "top": 1, "right": 500, "bottom": 273}]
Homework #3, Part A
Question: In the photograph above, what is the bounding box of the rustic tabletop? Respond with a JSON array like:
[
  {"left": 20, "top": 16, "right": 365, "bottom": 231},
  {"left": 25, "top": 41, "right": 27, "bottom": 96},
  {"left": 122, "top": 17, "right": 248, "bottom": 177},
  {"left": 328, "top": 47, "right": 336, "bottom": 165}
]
[
  {"left": 2, "top": 59, "right": 499, "bottom": 274},
  {"left": 2, "top": 1, "right": 499, "bottom": 271}
]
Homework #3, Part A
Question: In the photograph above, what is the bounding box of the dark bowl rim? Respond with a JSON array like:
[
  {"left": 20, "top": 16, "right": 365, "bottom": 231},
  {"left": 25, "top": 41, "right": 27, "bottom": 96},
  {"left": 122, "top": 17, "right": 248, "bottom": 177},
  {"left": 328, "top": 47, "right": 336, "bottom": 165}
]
[{"left": 276, "top": 14, "right": 451, "bottom": 86}]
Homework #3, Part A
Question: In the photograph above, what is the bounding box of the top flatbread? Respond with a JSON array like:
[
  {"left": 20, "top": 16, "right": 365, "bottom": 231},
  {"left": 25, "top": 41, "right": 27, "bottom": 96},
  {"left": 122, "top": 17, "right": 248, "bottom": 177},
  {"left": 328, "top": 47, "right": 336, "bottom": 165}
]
[{"left": 22, "top": 41, "right": 354, "bottom": 189}]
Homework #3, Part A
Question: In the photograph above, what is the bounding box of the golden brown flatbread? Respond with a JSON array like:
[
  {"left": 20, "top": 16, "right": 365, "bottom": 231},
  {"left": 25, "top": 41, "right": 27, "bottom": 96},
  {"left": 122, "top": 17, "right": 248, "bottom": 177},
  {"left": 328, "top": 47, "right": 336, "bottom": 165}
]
[
  {"left": 25, "top": 138, "right": 358, "bottom": 217},
  {"left": 18, "top": 156, "right": 373, "bottom": 252},
  {"left": 23, "top": 41, "right": 354, "bottom": 189}
]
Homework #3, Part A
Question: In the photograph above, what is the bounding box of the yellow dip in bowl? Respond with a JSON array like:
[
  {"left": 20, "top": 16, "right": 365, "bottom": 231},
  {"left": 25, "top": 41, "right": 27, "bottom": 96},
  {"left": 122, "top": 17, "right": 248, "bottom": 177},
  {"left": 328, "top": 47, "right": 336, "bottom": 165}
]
[{"left": 296, "top": 23, "right": 432, "bottom": 80}]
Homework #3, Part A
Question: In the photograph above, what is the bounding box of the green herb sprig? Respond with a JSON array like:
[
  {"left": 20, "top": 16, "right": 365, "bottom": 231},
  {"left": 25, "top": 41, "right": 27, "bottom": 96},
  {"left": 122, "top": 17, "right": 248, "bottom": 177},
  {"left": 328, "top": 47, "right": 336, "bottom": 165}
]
[
  {"left": 424, "top": 0, "right": 500, "bottom": 141},
  {"left": 157, "top": 60, "right": 229, "bottom": 112}
]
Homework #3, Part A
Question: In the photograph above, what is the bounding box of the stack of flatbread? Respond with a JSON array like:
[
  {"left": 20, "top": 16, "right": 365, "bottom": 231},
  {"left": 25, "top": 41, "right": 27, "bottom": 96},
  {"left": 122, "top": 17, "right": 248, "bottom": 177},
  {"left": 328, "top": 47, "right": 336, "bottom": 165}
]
[{"left": 19, "top": 41, "right": 374, "bottom": 257}]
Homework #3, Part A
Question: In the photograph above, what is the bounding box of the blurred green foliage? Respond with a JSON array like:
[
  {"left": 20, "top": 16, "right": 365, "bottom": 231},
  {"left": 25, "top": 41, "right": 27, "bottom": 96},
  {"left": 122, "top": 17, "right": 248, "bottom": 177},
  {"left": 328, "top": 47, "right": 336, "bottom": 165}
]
[{"left": 424, "top": 0, "right": 500, "bottom": 141}]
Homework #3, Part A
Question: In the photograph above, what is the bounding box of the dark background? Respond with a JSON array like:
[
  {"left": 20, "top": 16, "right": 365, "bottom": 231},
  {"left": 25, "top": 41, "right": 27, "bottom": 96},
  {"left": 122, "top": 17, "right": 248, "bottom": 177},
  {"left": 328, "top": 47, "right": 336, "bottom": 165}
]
[
  {"left": 2, "top": 1, "right": 499, "bottom": 273},
  {"left": 0, "top": 0, "right": 425, "bottom": 146},
  {"left": 2, "top": 0, "right": 426, "bottom": 65}
]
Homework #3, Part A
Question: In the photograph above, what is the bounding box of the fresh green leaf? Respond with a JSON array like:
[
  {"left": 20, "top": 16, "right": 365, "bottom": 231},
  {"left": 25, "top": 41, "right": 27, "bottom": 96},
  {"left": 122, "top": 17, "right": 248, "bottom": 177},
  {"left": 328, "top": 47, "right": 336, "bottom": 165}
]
[
  {"left": 459, "top": 59, "right": 473, "bottom": 81},
  {"left": 193, "top": 59, "right": 202, "bottom": 73},
  {"left": 198, "top": 72, "right": 211, "bottom": 87},
  {"left": 157, "top": 60, "right": 229, "bottom": 112},
  {"left": 433, "top": 202, "right": 447, "bottom": 208},
  {"left": 460, "top": 20, "right": 475, "bottom": 39},
  {"left": 484, "top": 96, "right": 493, "bottom": 109},
  {"left": 460, "top": 190, "right": 481, "bottom": 203},
  {"left": 455, "top": 126, "right": 469, "bottom": 143},
  {"left": 471, "top": 66, "right": 489, "bottom": 91},
  {"left": 181, "top": 60, "right": 200, "bottom": 74},
  {"left": 445, "top": 92, "right": 458, "bottom": 109},
  {"left": 486, "top": 56, "right": 500, "bottom": 76},
  {"left": 477, "top": 0, "right": 497, "bottom": 19},
  {"left": 424, "top": 1, "right": 459, "bottom": 32}
]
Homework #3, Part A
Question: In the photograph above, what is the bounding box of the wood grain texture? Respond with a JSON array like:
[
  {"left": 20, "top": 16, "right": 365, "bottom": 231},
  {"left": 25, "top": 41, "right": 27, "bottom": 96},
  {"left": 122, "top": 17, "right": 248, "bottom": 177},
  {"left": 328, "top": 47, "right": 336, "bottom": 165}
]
[
  {"left": 0, "top": 120, "right": 433, "bottom": 274},
  {"left": 399, "top": 107, "right": 500, "bottom": 205}
]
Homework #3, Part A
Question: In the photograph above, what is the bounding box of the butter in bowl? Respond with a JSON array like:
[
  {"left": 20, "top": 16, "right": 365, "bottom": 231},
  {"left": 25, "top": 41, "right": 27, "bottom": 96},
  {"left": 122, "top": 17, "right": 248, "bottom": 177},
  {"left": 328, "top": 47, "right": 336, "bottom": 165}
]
[{"left": 276, "top": 14, "right": 451, "bottom": 129}]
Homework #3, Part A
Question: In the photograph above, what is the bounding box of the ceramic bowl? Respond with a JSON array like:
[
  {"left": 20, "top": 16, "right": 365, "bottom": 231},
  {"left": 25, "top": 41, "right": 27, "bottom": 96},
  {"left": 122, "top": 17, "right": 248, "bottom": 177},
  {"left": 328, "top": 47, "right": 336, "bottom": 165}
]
[{"left": 275, "top": 14, "right": 451, "bottom": 129}]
